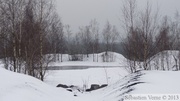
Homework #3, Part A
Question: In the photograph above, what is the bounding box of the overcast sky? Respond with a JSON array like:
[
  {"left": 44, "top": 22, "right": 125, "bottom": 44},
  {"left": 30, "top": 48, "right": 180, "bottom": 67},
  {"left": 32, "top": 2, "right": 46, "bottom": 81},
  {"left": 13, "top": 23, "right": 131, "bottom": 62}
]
[{"left": 55, "top": 0, "right": 180, "bottom": 33}]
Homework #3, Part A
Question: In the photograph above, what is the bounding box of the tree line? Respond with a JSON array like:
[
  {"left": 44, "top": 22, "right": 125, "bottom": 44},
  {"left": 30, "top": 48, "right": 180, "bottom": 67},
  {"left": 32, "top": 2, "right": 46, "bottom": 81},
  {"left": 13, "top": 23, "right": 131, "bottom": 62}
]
[{"left": 121, "top": 0, "right": 180, "bottom": 73}]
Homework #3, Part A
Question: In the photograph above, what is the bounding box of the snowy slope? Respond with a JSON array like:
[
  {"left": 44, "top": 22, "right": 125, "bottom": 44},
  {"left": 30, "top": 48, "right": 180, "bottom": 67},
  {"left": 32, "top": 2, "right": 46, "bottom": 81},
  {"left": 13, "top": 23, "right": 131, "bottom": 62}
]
[
  {"left": 0, "top": 68, "right": 74, "bottom": 101},
  {"left": 98, "top": 70, "right": 180, "bottom": 101},
  {"left": 123, "top": 50, "right": 180, "bottom": 71},
  {"left": 132, "top": 71, "right": 180, "bottom": 94},
  {"left": 149, "top": 50, "right": 180, "bottom": 70}
]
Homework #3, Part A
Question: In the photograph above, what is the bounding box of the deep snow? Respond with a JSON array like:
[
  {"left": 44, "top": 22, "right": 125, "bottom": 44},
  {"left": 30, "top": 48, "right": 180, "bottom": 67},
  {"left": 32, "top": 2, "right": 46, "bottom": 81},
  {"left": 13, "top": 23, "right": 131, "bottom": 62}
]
[
  {"left": 1, "top": 67, "right": 180, "bottom": 101},
  {"left": 44, "top": 68, "right": 129, "bottom": 88},
  {"left": 0, "top": 68, "right": 74, "bottom": 101},
  {"left": 1, "top": 51, "right": 180, "bottom": 101}
]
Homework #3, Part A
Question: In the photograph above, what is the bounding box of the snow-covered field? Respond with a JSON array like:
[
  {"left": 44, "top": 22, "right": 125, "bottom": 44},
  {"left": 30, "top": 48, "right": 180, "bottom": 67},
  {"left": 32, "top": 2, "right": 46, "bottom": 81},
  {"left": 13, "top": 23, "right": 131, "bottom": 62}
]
[
  {"left": 1, "top": 51, "right": 180, "bottom": 101},
  {"left": 44, "top": 68, "right": 129, "bottom": 88}
]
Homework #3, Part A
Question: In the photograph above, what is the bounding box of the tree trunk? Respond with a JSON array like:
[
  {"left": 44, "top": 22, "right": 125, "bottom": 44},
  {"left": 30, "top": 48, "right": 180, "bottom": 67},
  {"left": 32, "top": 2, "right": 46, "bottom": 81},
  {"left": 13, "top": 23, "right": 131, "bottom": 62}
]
[{"left": 13, "top": 38, "right": 17, "bottom": 72}]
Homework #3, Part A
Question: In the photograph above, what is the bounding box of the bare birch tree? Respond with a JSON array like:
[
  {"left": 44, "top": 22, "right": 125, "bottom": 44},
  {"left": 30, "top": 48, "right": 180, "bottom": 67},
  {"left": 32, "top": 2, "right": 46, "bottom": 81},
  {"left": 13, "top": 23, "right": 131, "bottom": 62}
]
[
  {"left": 89, "top": 19, "right": 99, "bottom": 62},
  {"left": 121, "top": 0, "right": 137, "bottom": 72}
]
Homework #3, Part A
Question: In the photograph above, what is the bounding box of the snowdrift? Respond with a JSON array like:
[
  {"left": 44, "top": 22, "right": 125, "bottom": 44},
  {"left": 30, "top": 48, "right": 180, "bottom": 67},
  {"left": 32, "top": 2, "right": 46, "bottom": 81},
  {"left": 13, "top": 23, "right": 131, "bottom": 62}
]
[
  {"left": 97, "top": 70, "right": 180, "bottom": 101},
  {"left": 0, "top": 68, "right": 74, "bottom": 101}
]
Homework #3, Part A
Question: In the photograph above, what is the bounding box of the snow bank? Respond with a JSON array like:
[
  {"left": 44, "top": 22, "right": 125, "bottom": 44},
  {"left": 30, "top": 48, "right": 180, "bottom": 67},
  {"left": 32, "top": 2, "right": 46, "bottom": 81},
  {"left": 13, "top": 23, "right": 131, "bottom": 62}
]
[
  {"left": 0, "top": 68, "right": 74, "bottom": 101},
  {"left": 133, "top": 71, "right": 180, "bottom": 94},
  {"left": 99, "top": 70, "right": 180, "bottom": 101}
]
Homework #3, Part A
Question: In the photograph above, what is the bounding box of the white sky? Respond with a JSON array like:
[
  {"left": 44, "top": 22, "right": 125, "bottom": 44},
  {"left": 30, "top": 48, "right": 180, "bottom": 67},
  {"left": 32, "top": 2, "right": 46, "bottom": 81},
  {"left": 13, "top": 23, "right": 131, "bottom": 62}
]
[{"left": 55, "top": 0, "right": 180, "bottom": 33}]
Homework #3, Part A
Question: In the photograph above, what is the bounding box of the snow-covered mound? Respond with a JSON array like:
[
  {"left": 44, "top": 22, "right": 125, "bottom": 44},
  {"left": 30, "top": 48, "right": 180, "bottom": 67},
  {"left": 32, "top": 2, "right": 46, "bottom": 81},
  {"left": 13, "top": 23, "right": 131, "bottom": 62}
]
[
  {"left": 132, "top": 71, "right": 180, "bottom": 94},
  {"left": 95, "top": 71, "right": 144, "bottom": 101},
  {"left": 126, "top": 50, "right": 180, "bottom": 71},
  {"left": 49, "top": 52, "right": 127, "bottom": 67},
  {"left": 149, "top": 50, "right": 180, "bottom": 70},
  {"left": 0, "top": 68, "right": 74, "bottom": 101},
  {"left": 98, "top": 70, "right": 180, "bottom": 101}
]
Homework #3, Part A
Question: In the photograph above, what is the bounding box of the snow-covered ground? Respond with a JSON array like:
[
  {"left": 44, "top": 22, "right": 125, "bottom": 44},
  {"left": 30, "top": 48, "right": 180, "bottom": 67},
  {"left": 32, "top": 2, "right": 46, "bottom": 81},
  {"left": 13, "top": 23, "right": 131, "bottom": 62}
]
[
  {"left": 1, "top": 51, "right": 180, "bottom": 101},
  {"left": 44, "top": 68, "right": 129, "bottom": 88},
  {"left": 132, "top": 71, "right": 180, "bottom": 94},
  {"left": 0, "top": 68, "right": 74, "bottom": 101},
  {"left": 100, "top": 70, "right": 180, "bottom": 101},
  {"left": 1, "top": 67, "right": 180, "bottom": 101}
]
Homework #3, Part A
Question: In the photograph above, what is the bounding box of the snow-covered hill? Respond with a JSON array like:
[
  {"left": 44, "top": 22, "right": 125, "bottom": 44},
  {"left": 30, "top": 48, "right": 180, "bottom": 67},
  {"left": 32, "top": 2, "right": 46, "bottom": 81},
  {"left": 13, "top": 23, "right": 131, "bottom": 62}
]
[
  {"left": 148, "top": 50, "right": 180, "bottom": 70},
  {"left": 99, "top": 70, "right": 180, "bottom": 101},
  {"left": 0, "top": 68, "right": 74, "bottom": 101}
]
